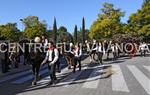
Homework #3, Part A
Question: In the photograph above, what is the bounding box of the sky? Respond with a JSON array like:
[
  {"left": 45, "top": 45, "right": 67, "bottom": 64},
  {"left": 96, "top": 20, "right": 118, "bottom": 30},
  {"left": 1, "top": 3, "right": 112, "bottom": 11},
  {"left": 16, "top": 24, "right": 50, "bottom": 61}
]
[{"left": 0, "top": 0, "right": 143, "bottom": 33}]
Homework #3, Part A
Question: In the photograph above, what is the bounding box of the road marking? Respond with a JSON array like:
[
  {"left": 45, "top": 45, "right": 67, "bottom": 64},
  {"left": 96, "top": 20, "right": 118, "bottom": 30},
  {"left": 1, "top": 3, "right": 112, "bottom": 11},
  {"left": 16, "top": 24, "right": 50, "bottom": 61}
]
[
  {"left": 128, "top": 65, "right": 150, "bottom": 95},
  {"left": 111, "top": 64, "right": 129, "bottom": 92},
  {"left": 143, "top": 66, "right": 150, "bottom": 72},
  {"left": 82, "top": 65, "right": 102, "bottom": 88}
]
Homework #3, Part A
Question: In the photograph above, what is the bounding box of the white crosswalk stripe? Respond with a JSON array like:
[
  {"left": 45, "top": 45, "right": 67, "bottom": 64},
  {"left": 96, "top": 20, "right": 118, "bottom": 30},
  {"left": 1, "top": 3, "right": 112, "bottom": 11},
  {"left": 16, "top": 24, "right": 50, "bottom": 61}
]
[
  {"left": 111, "top": 64, "right": 130, "bottom": 92},
  {"left": 127, "top": 65, "right": 150, "bottom": 95},
  {"left": 82, "top": 65, "right": 102, "bottom": 89},
  {"left": 143, "top": 66, "right": 150, "bottom": 72}
]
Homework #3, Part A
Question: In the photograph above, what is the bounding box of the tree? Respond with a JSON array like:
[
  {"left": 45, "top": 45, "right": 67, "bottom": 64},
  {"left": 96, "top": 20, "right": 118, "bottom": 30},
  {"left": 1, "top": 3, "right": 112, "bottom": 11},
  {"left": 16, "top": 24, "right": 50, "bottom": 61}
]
[
  {"left": 21, "top": 16, "right": 46, "bottom": 39},
  {"left": 89, "top": 2, "right": 124, "bottom": 40},
  {"left": 45, "top": 29, "right": 53, "bottom": 41},
  {"left": 57, "top": 26, "right": 68, "bottom": 42},
  {"left": 128, "top": 0, "right": 150, "bottom": 41},
  {"left": 0, "top": 23, "right": 20, "bottom": 41},
  {"left": 82, "top": 17, "right": 86, "bottom": 43},
  {"left": 58, "top": 26, "right": 67, "bottom": 33},
  {"left": 53, "top": 17, "right": 57, "bottom": 44},
  {"left": 73, "top": 25, "right": 78, "bottom": 43}
]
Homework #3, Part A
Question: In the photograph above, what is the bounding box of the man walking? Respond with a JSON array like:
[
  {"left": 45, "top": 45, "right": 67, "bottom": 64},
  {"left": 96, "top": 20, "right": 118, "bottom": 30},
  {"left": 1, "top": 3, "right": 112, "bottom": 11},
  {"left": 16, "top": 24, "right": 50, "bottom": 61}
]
[
  {"left": 72, "top": 43, "right": 82, "bottom": 73},
  {"left": 42, "top": 41, "right": 59, "bottom": 85}
]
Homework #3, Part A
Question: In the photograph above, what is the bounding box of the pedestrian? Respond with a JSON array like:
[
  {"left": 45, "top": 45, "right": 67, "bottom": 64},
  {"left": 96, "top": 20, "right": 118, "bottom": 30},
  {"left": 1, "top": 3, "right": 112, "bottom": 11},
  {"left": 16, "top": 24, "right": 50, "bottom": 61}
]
[
  {"left": 72, "top": 43, "right": 82, "bottom": 73},
  {"left": 139, "top": 42, "right": 147, "bottom": 57},
  {"left": 111, "top": 43, "right": 117, "bottom": 61},
  {"left": 97, "top": 42, "right": 105, "bottom": 64},
  {"left": 41, "top": 41, "right": 59, "bottom": 85},
  {"left": 0, "top": 43, "right": 9, "bottom": 73}
]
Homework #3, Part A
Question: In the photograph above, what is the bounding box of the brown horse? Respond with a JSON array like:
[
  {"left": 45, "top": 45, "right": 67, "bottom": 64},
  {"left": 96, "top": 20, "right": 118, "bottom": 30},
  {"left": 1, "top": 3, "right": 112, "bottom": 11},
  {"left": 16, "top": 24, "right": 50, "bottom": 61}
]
[{"left": 61, "top": 43, "right": 75, "bottom": 69}]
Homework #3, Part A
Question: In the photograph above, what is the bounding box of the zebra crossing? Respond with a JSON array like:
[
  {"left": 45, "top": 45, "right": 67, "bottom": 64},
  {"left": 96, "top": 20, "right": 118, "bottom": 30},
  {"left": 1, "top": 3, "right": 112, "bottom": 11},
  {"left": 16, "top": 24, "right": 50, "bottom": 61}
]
[
  {"left": 127, "top": 65, "right": 150, "bottom": 94},
  {"left": 111, "top": 64, "right": 129, "bottom": 92},
  {"left": 0, "top": 63, "right": 150, "bottom": 95}
]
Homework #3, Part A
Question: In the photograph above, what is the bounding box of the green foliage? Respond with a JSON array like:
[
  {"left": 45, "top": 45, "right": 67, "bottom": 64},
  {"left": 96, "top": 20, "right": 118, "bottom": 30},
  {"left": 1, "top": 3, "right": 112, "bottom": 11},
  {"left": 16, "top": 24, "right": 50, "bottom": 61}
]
[
  {"left": 58, "top": 26, "right": 67, "bottom": 33},
  {"left": 21, "top": 16, "right": 46, "bottom": 39},
  {"left": 53, "top": 17, "right": 57, "bottom": 43},
  {"left": 89, "top": 2, "right": 124, "bottom": 40},
  {"left": 128, "top": 0, "right": 150, "bottom": 40},
  {"left": 45, "top": 29, "right": 53, "bottom": 41},
  {"left": 82, "top": 17, "right": 86, "bottom": 43},
  {"left": 57, "top": 26, "right": 68, "bottom": 42},
  {"left": 77, "top": 28, "right": 89, "bottom": 43},
  {"left": 0, "top": 23, "right": 20, "bottom": 41},
  {"left": 73, "top": 25, "right": 78, "bottom": 43}
]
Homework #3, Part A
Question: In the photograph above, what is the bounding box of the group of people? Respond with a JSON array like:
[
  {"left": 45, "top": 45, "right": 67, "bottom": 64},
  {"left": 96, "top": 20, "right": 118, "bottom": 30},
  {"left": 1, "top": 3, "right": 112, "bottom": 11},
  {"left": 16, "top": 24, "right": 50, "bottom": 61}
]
[
  {"left": 31, "top": 36, "right": 83, "bottom": 85},
  {"left": 0, "top": 36, "right": 149, "bottom": 86},
  {"left": 85, "top": 39, "right": 149, "bottom": 63},
  {"left": 85, "top": 40, "right": 120, "bottom": 64}
]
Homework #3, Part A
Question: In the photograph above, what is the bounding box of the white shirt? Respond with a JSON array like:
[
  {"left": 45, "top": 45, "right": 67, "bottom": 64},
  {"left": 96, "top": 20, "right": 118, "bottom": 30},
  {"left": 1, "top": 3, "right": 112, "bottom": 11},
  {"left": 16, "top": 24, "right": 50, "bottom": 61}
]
[
  {"left": 86, "top": 43, "right": 90, "bottom": 51},
  {"left": 74, "top": 48, "right": 82, "bottom": 57},
  {"left": 45, "top": 48, "right": 59, "bottom": 64},
  {"left": 92, "top": 43, "right": 98, "bottom": 51},
  {"left": 140, "top": 44, "right": 147, "bottom": 50},
  {"left": 97, "top": 46, "right": 103, "bottom": 52},
  {"left": 111, "top": 45, "right": 115, "bottom": 52}
]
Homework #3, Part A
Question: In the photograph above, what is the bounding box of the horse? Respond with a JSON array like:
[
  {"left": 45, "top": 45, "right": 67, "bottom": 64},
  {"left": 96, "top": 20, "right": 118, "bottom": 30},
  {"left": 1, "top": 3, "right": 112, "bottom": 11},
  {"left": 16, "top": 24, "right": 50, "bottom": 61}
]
[
  {"left": 29, "top": 39, "right": 44, "bottom": 85},
  {"left": 61, "top": 43, "right": 75, "bottom": 69}
]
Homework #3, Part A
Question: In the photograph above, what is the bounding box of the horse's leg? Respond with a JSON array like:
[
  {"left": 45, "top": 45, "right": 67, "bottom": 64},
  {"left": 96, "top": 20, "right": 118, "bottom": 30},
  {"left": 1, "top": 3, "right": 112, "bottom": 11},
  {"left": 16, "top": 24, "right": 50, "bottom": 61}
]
[
  {"left": 65, "top": 56, "right": 71, "bottom": 69},
  {"left": 70, "top": 57, "right": 74, "bottom": 68},
  {"left": 32, "top": 64, "right": 36, "bottom": 85},
  {"left": 15, "top": 56, "right": 19, "bottom": 68},
  {"left": 107, "top": 51, "right": 110, "bottom": 60},
  {"left": 93, "top": 52, "right": 97, "bottom": 61},
  {"left": 56, "top": 60, "right": 61, "bottom": 73},
  {"left": 35, "top": 63, "right": 41, "bottom": 81},
  {"left": 89, "top": 53, "right": 93, "bottom": 63}
]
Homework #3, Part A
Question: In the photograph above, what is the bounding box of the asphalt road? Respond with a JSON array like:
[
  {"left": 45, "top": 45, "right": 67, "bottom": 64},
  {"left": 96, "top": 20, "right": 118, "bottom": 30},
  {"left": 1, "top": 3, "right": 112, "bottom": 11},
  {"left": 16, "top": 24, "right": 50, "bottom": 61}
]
[{"left": 0, "top": 54, "right": 150, "bottom": 95}]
